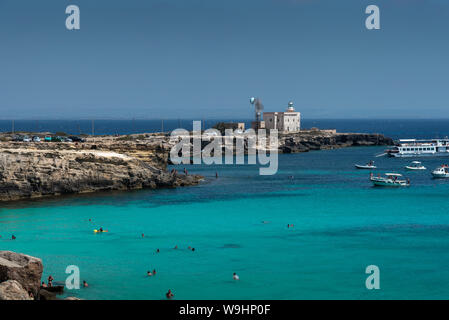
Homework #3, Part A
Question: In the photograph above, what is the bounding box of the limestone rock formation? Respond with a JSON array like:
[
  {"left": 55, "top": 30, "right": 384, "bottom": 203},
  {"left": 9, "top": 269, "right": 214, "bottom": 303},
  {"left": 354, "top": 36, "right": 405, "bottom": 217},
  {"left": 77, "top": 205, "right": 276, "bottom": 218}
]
[
  {"left": 0, "top": 142, "right": 202, "bottom": 202},
  {"left": 0, "top": 280, "right": 33, "bottom": 300},
  {"left": 278, "top": 132, "right": 393, "bottom": 153},
  {"left": 0, "top": 251, "right": 44, "bottom": 296}
]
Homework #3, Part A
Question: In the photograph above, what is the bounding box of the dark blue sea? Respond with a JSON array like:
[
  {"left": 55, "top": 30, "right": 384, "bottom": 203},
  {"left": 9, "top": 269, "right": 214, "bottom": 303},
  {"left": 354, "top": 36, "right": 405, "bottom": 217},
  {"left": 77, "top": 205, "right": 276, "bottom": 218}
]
[{"left": 1, "top": 119, "right": 449, "bottom": 139}]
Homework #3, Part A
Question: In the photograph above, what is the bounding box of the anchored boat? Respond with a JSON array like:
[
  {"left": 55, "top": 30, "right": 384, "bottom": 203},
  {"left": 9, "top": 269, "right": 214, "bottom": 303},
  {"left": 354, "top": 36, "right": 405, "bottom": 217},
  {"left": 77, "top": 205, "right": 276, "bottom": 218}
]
[
  {"left": 405, "top": 161, "right": 426, "bottom": 170},
  {"left": 355, "top": 161, "right": 376, "bottom": 169},
  {"left": 370, "top": 173, "right": 410, "bottom": 187},
  {"left": 431, "top": 165, "right": 449, "bottom": 178}
]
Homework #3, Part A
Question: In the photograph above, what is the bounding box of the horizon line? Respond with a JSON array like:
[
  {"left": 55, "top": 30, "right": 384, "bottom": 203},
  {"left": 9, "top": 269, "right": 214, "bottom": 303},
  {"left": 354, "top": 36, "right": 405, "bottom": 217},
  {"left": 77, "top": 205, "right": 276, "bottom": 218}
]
[{"left": 2, "top": 118, "right": 449, "bottom": 121}]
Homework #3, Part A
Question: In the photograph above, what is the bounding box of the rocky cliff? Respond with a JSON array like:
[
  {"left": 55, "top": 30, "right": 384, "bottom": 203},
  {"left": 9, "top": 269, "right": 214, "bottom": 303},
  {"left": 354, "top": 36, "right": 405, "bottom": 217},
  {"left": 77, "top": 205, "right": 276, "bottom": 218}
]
[
  {"left": 0, "top": 251, "right": 70, "bottom": 300},
  {"left": 0, "top": 251, "right": 43, "bottom": 299},
  {"left": 278, "top": 131, "right": 393, "bottom": 153},
  {"left": 0, "top": 138, "right": 201, "bottom": 202},
  {"left": 0, "top": 130, "right": 392, "bottom": 202}
]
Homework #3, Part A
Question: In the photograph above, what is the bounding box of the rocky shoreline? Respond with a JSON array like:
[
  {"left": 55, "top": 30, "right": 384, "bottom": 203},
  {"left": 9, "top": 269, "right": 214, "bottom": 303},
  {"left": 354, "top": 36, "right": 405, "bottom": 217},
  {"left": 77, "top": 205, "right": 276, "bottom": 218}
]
[
  {"left": 0, "top": 251, "right": 73, "bottom": 300},
  {"left": 278, "top": 130, "right": 393, "bottom": 153},
  {"left": 0, "top": 130, "right": 392, "bottom": 202},
  {"left": 0, "top": 134, "right": 202, "bottom": 202}
]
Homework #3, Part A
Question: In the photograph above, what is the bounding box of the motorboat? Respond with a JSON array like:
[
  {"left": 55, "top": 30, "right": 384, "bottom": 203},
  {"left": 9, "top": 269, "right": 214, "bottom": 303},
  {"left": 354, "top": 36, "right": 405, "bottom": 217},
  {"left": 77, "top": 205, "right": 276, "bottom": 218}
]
[
  {"left": 370, "top": 173, "right": 410, "bottom": 187},
  {"left": 355, "top": 161, "right": 376, "bottom": 169},
  {"left": 431, "top": 165, "right": 449, "bottom": 178},
  {"left": 405, "top": 161, "right": 426, "bottom": 170}
]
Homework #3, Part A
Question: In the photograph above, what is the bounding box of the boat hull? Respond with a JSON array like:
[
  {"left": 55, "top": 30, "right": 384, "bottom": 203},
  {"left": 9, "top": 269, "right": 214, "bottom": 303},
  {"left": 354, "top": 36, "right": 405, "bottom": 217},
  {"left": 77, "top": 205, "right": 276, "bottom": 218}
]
[
  {"left": 405, "top": 166, "right": 426, "bottom": 170},
  {"left": 355, "top": 165, "right": 377, "bottom": 169},
  {"left": 370, "top": 178, "right": 409, "bottom": 187},
  {"left": 389, "top": 152, "right": 449, "bottom": 158},
  {"left": 432, "top": 173, "right": 449, "bottom": 178}
]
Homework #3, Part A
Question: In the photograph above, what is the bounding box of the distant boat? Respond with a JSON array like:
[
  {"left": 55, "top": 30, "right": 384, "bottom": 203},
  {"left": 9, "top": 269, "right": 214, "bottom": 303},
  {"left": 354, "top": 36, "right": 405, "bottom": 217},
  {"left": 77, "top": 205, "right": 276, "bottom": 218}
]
[
  {"left": 432, "top": 165, "right": 449, "bottom": 178},
  {"left": 370, "top": 173, "right": 410, "bottom": 187},
  {"left": 355, "top": 161, "right": 376, "bottom": 169},
  {"left": 405, "top": 161, "right": 426, "bottom": 170}
]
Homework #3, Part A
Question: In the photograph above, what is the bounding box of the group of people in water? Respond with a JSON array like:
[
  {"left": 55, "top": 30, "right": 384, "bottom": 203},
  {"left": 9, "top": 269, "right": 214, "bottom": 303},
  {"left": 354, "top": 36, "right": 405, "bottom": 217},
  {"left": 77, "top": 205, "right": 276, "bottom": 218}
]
[{"left": 41, "top": 275, "right": 88, "bottom": 289}]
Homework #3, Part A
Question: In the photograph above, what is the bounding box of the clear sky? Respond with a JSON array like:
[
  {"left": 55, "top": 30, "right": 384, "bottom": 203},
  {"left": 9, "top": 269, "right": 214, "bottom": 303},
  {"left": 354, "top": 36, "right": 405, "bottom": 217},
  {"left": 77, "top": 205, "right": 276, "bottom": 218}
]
[{"left": 0, "top": 0, "right": 448, "bottom": 119}]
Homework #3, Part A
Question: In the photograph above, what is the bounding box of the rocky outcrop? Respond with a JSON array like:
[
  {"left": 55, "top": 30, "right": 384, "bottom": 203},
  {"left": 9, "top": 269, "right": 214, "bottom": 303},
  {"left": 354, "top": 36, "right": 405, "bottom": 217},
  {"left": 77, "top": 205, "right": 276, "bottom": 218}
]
[
  {"left": 38, "top": 289, "right": 59, "bottom": 300},
  {"left": 0, "top": 251, "right": 43, "bottom": 298},
  {"left": 0, "top": 280, "right": 33, "bottom": 300},
  {"left": 279, "top": 132, "right": 393, "bottom": 154},
  {"left": 0, "top": 142, "right": 202, "bottom": 202}
]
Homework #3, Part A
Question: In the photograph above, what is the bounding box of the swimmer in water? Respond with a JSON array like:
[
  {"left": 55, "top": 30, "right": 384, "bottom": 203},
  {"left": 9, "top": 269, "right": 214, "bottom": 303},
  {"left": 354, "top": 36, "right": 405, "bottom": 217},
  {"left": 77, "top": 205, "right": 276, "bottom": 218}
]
[
  {"left": 156, "top": 249, "right": 160, "bottom": 253},
  {"left": 147, "top": 271, "right": 153, "bottom": 276},
  {"left": 166, "top": 289, "right": 174, "bottom": 299},
  {"left": 174, "top": 245, "right": 178, "bottom": 249},
  {"left": 41, "top": 281, "right": 47, "bottom": 288},
  {"left": 153, "top": 269, "right": 156, "bottom": 275},
  {"left": 83, "top": 280, "right": 88, "bottom": 288},
  {"left": 11, "top": 235, "right": 16, "bottom": 240},
  {"left": 233, "top": 273, "right": 240, "bottom": 280}
]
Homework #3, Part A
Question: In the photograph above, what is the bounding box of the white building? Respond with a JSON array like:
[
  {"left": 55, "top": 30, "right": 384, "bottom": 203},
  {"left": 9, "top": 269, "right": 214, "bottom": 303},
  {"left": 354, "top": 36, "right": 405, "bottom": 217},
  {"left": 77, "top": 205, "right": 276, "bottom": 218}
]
[{"left": 263, "top": 101, "right": 301, "bottom": 132}]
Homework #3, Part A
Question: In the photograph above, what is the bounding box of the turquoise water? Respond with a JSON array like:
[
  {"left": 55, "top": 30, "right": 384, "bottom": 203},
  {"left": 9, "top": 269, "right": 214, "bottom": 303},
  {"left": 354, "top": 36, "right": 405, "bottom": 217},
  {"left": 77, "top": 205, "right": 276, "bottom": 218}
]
[{"left": 2, "top": 146, "right": 449, "bottom": 299}]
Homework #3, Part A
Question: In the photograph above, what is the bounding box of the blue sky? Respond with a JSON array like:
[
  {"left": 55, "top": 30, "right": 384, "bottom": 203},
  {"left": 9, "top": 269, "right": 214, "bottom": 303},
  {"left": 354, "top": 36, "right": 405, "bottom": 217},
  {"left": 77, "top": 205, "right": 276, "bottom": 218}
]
[{"left": 0, "top": 0, "right": 448, "bottom": 119}]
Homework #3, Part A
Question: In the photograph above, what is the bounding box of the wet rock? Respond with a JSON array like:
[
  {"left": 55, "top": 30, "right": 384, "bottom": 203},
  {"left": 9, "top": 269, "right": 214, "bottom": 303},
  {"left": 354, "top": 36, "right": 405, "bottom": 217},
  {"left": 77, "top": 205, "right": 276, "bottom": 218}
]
[{"left": 38, "top": 289, "right": 58, "bottom": 300}]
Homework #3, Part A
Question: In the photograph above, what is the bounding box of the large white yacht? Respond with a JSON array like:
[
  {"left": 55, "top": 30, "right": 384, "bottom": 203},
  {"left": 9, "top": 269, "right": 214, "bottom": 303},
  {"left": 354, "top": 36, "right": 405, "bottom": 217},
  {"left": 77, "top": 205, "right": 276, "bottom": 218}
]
[{"left": 386, "top": 139, "right": 449, "bottom": 157}]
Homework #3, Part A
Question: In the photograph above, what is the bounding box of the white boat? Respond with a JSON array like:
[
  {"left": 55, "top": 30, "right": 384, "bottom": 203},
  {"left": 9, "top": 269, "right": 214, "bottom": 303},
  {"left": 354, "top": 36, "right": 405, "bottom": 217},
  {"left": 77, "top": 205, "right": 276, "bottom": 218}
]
[
  {"left": 431, "top": 166, "right": 449, "bottom": 178},
  {"left": 405, "top": 161, "right": 426, "bottom": 170},
  {"left": 370, "top": 173, "right": 410, "bottom": 187},
  {"left": 386, "top": 139, "right": 449, "bottom": 157},
  {"left": 355, "top": 161, "right": 376, "bottom": 169}
]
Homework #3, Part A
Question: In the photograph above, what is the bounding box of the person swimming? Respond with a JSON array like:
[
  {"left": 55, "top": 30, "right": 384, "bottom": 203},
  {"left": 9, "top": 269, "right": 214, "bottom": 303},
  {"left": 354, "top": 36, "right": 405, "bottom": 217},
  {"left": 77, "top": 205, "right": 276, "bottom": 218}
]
[
  {"left": 11, "top": 235, "right": 16, "bottom": 240},
  {"left": 152, "top": 269, "right": 156, "bottom": 275},
  {"left": 166, "top": 289, "right": 174, "bottom": 299},
  {"left": 147, "top": 271, "right": 153, "bottom": 276},
  {"left": 83, "top": 280, "right": 89, "bottom": 287},
  {"left": 41, "top": 281, "right": 47, "bottom": 288},
  {"left": 99, "top": 227, "right": 103, "bottom": 232},
  {"left": 233, "top": 273, "right": 240, "bottom": 280}
]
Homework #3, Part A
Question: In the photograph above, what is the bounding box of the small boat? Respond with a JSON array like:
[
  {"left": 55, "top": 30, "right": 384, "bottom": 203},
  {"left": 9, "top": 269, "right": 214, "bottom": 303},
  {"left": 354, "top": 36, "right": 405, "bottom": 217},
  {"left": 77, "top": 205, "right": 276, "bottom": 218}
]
[
  {"left": 370, "top": 173, "right": 410, "bottom": 187},
  {"left": 355, "top": 161, "right": 376, "bottom": 169},
  {"left": 431, "top": 165, "right": 449, "bottom": 178},
  {"left": 405, "top": 161, "right": 426, "bottom": 170}
]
